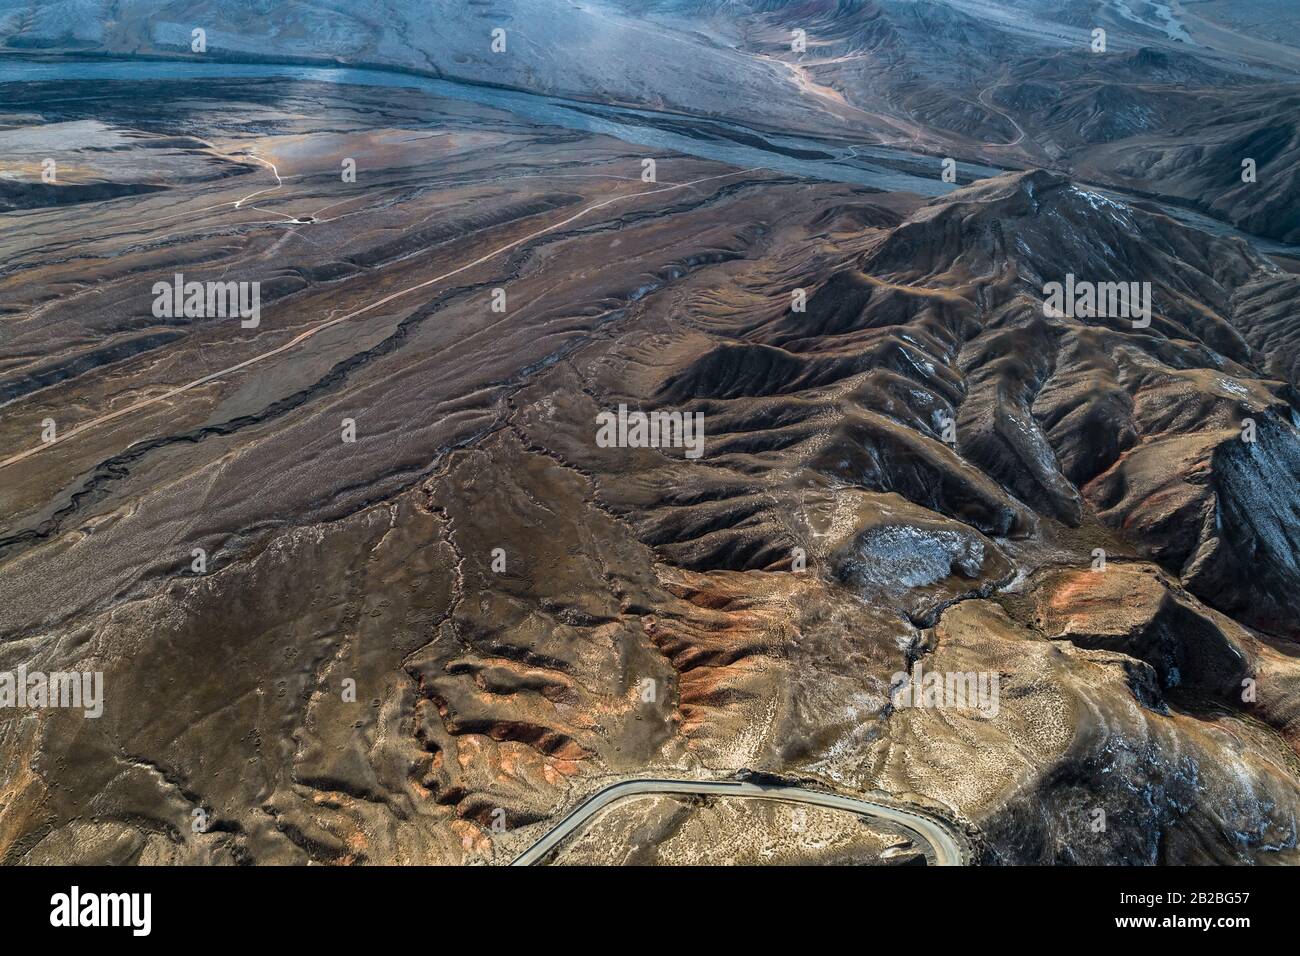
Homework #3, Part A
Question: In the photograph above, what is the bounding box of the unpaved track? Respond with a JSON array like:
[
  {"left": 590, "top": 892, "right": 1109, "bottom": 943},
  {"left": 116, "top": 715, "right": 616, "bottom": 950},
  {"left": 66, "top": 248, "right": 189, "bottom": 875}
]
[{"left": 0, "top": 166, "right": 762, "bottom": 471}]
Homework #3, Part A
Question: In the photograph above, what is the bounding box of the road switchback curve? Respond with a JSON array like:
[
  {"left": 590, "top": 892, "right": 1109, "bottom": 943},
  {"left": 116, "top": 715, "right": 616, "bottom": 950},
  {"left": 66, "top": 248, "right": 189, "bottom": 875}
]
[{"left": 511, "top": 778, "right": 971, "bottom": 866}]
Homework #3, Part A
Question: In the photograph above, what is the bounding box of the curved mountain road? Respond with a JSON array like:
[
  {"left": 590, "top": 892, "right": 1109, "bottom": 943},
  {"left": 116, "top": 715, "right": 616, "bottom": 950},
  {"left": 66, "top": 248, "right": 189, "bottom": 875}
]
[
  {"left": 510, "top": 778, "right": 970, "bottom": 866},
  {"left": 976, "top": 76, "right": 1026, "bottom": 148}
]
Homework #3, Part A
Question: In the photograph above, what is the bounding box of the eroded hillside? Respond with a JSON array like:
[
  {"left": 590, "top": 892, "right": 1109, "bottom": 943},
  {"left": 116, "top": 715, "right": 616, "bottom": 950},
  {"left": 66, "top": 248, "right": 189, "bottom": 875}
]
[{"left": 1, "top": 64, "right": 1298, "bottom": 863}]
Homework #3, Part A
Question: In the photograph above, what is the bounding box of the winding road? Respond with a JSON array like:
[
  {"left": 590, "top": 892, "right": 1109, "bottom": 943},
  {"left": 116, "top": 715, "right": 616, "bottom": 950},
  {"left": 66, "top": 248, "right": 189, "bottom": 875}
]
[
  {"left": 976, "top": 74, "right": 1026, "bottom": 148},
  {"left": 510, "top": 778, "right": 970, "bottom": 866}
]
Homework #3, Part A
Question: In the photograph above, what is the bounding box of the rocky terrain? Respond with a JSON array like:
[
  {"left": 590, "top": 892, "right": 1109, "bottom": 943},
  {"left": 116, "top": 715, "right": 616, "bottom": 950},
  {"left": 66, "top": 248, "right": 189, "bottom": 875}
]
[
  {"left": 1, "top": 3, "right": 1298, "bottom": 866},
  {"left": 3, "top": 0, "right": 1297, "bottom": 243}
]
